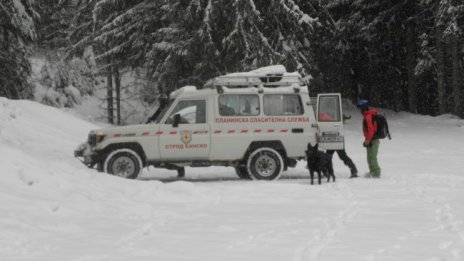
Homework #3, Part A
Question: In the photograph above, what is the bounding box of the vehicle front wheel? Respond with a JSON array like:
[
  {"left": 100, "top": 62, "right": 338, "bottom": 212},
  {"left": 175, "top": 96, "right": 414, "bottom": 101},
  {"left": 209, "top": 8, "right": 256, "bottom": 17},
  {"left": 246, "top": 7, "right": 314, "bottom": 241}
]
[
  {"left": 246, "top": 147, "right": 284, "bottom": 180},
  {"left": 104, "top": 148, "right": 143, "bottom": 179}
]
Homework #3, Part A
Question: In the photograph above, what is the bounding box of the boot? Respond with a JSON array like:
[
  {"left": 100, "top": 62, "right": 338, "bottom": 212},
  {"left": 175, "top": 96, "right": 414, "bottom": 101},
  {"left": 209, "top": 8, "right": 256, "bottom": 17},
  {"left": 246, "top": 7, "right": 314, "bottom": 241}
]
[{"left": 350, "top": 169, "right": 358, "bottom": 178}]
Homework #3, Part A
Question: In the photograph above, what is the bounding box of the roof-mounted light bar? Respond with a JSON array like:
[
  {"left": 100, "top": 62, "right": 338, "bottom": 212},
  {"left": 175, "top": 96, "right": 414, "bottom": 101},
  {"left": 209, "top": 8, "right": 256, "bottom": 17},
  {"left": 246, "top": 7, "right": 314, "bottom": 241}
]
[{"left": 203, "top": 73, "right": 303, "bottom": 89}]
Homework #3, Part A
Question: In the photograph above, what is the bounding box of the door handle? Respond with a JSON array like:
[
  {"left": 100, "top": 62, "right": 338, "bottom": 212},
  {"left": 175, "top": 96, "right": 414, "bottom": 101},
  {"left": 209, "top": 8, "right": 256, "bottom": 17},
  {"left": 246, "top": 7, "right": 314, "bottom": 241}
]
[{"left": 292, "top": 128, "right": 304, "bottom": 133}]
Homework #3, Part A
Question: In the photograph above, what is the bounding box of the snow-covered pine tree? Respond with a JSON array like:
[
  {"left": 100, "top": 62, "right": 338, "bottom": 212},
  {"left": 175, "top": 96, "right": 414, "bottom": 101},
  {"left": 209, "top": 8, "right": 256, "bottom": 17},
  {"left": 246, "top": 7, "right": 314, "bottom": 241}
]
[
  {"left": 415, "top": 0, "right": 464, "bottom": 116},
  {"left": 243, "top": 0, "right": 336, "bottom": 79},
  {"left": 321, "top": 0, "right": 362, "bottom": 101},
  {"left": 90, "top": 0, "right": 335, "bottom": 103},
  {"left": 436, "top": 0, "right": 464, "bottom": 117},
  {"left": 92, "top": 0, "right": 152, "bottom": 125},
  {"left": 67, "top": 0, "right": 117, "bottom": 123},
  {"left": 0, "top": 0, "right": 38, "bottom": 99},
  {"left": 36, "top": 0, "right": 76, "bottom": 48},
  {"left": 336, "top": 0, "right": 423, "bottom": 111}
]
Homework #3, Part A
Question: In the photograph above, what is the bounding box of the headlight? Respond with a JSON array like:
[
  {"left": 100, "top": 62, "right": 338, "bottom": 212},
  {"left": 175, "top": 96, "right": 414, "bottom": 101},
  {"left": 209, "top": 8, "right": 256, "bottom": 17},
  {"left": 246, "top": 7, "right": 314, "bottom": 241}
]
[
  {"left": 88, "top": 131, "right": 105, "bottom": 146},
  {"left": 95, "top": 133, "right": 106, "bottom": 143}
]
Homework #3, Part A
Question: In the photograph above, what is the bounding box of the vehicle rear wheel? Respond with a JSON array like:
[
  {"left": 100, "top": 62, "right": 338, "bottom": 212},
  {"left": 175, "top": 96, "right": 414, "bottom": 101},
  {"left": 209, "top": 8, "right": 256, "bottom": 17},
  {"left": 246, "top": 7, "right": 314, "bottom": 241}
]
[
  {"left": 246, "top": 147, "right": 284, "bottom": 180},
  {"left": 234, "top": 166, "right": 251, "bottom": 179},
  {"left": 104, "top": 148, "right": 143, "bottom": 179}
]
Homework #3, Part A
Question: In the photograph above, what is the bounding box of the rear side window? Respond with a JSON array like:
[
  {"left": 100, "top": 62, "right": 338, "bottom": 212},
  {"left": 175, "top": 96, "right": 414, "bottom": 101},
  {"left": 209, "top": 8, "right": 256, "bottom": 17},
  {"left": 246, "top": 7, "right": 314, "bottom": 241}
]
[
  {"left": 218, "top": 95, "right": 260, "bottom": 116},
  {"left": 263, "top": 94, "right": 303, "bottom": 115}
]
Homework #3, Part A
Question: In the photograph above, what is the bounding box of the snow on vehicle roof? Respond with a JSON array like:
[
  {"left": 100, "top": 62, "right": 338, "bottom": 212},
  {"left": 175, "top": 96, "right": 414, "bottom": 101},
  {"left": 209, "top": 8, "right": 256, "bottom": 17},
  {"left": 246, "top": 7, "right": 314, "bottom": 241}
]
[
  {"left": 221, "top": 85, "right": 308, "bottom": 94},
  {"left": 170, "top": 86, "right": 197, "bottom": 99},
  {"left": 221, "top": 65, "right": 301, "bottom": 79},
  {"left": 249, "top": 65, "right": 286, "bottom": 74},
  {"left": 171, "top": 66, "right": 307, "bottom": 99},
  {"left": 203, "top": 65, "right": 303, "bottom": 89}
]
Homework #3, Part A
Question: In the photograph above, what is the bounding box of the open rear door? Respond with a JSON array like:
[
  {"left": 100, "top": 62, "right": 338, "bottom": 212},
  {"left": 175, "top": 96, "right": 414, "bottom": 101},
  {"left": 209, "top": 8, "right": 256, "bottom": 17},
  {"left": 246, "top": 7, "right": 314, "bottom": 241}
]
[{"left": 316, "top": 93, "right": 344, "bottom": 150}]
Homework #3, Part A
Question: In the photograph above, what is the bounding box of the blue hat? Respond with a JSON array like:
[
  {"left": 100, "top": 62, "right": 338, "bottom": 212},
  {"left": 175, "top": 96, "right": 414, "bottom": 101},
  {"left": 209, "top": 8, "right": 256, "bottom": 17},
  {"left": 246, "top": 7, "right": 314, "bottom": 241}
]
[{"left": 356, "top": 99, "right": 369, "bottom": 108}]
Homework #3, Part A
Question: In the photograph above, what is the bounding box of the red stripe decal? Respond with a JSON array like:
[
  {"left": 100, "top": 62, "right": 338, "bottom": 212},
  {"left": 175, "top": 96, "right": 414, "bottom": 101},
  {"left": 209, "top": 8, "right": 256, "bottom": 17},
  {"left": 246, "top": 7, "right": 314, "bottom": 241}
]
[
  {"left": 193, "top": 131, "right": 199, "bottom": 134},
  {"left": 169, "top": 131, "right": 177, "bottom": 135},
  {"left": 156, "top": 131, "right": 163, "bottom": 136},
  {"left": 241, "top": 130, "right": 249, "bottom": 133},
  {"left": 280, "top": 129, "right": 288, "bottom": 133},
  {"left": 113, "top": 134, "right": 122, "bottom": 138},
  {"left": 142, "top": 132, "right": 149, "bottom": 136},
  {"left": 214, "top": 130, "right": 222, "bottom": 134},
  {"left": 254, "top": 129, "right": 262, "bottom": 133},
  {"left": 267, "top": 129, "right": 275, "bottom": 133},
  {"left": 227, "top": 130, "right": 235, "bottom": 134}
]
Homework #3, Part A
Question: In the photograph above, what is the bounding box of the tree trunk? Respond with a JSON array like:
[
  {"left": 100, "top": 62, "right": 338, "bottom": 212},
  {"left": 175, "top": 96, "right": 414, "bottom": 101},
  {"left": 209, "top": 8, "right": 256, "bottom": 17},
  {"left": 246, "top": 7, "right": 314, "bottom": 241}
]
[
  {"left": 451, "top": 35, "right": 461, "bottom": 116},
  {"left": 107, "top": 70, "right": 114, "bottom": 124},
  {"left": 114, "top": 65, "right": 121, "bottom": 125},
  {"left": 435, "top": 27, "right": 447, "bottom": 115},
  {"left": 406, "top": 24, "right": 417, "bottom": 114}
]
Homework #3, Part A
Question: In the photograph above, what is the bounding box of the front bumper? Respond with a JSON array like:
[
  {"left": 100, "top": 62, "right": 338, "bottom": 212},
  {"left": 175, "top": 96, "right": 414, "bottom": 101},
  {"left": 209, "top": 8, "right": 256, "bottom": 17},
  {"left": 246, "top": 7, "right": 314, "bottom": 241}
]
[{"left": 74, "top": 142, "right": 97, "bottom": 167}]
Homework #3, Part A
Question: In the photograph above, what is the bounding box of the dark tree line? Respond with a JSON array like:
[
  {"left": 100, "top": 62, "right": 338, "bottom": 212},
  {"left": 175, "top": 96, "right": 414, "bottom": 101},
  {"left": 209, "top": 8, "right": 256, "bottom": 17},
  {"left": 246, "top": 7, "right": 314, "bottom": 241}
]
[
  {"left": 1, "top": 0, "right": 463, "bottom": 120},
  {"left": 0, "top": 0, "right": 37, "bottom": 99},
  {"left": 325, "top": 0, "right": 464, "bottom": 116}
]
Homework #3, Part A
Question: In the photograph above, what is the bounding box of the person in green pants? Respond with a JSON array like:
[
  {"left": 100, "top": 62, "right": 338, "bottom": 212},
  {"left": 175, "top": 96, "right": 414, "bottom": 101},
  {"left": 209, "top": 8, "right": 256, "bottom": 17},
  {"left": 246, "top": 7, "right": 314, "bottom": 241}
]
[{"left": 356, "top": 99, "right": 381, "bottom": 178}]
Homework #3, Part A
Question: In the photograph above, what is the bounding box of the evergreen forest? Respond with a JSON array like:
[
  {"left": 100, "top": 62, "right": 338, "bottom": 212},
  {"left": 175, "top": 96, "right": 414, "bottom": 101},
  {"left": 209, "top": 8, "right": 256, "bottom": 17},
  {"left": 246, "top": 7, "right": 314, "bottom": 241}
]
[{"left": 1, "top": 0, "right": 463, "bottom": 122}]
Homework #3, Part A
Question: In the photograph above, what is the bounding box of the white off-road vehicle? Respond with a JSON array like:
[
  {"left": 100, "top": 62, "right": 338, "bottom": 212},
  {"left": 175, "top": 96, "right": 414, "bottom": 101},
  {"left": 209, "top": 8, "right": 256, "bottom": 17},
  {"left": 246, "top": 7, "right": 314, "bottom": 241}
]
[{"left": 75, "top": 65, "right": 345, "bottom": 180}]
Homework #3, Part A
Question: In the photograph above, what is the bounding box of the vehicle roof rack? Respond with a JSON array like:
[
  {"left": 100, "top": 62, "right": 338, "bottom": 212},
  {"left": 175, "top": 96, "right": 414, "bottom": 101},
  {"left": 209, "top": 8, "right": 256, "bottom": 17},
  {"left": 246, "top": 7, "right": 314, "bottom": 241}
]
[{"left": 203, "top": 72, "right": 303, "bottom": 89}]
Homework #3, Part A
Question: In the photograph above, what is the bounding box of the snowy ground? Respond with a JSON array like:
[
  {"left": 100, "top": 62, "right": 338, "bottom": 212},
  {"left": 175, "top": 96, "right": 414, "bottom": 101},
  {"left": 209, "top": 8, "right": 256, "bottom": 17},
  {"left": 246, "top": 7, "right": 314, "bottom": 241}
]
[{"left": 1, "top": 97, "right": 464, "bottom": 261}]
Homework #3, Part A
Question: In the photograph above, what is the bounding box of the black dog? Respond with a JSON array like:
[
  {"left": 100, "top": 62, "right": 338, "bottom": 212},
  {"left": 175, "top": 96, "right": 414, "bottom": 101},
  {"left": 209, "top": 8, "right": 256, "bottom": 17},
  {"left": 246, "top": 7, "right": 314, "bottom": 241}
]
[{"left": 305, "top": 143, "right": 335, "bottom": 185}]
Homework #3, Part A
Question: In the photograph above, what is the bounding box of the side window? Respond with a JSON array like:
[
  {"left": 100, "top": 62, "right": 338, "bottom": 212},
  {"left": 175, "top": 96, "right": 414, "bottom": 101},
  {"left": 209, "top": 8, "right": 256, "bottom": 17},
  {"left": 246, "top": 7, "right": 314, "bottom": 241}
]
[
  {"left": 219, "top": 95, "right": 259, "bottom": 116},
  {"left": 318, "top": 96, "right": 341, "bottom": 122},
  {"left": 263, "top": 95, "right": 303, "bottom": 115},
  {"left": 165, "top": 100, "right": 206, "bottom": 124}
]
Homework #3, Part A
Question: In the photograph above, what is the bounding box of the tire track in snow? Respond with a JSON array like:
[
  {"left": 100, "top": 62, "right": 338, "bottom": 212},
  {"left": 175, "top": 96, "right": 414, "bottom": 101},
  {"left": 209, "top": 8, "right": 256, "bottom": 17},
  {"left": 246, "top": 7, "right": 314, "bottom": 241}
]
[
  {"left": 292, "top": 182, "right": 359, "bottom": 261},
  {"left": 115, "top": 184, "right": 224, "bottom": 252},
  {"left": 393, "top": 174, "right": 464, "bottom": 261}
]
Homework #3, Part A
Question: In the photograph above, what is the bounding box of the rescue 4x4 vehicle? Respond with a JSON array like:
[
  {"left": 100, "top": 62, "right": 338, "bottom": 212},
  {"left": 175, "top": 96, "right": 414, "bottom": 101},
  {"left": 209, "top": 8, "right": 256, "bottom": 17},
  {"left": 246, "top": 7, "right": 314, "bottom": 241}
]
[{"left": 75, "top": 65, "right": 345, "bottom": 180}]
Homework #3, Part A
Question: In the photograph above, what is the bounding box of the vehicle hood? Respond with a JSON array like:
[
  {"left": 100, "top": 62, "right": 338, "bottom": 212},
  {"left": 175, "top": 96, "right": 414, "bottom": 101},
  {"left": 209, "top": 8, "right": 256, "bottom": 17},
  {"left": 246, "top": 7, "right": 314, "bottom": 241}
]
[{"left": 92, "top": 124, "right": 159, "bottom": 138}]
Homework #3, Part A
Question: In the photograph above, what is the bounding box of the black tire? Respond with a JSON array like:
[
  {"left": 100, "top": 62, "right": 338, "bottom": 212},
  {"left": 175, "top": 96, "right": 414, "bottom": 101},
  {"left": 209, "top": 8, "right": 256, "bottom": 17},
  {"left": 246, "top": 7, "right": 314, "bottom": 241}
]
[
  {"left": 104, "top": 148, "right": 143, "bottom": 179},
  {"left": 234, "top": 166, "right": 251, "bottom": 179},
  {"left": 246, "top": 147, "right": 284, "bottom": 180}
]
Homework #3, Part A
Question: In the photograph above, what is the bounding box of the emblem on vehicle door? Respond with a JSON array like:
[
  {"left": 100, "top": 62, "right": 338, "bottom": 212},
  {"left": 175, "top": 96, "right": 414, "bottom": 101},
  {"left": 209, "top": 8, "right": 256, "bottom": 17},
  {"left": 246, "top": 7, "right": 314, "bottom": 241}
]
[{"left": 180, "top": 130, "right": 192, "bottom": 145}]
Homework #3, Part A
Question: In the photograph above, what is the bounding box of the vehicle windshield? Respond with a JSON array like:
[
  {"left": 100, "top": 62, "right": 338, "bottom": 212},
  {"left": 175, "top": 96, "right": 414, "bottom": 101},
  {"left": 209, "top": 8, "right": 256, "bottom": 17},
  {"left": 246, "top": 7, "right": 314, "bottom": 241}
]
[
  {"left": 145, "top": 99, "right": 173, "bottom": 124},
  {"left": 153, "top": 106, "right": 170, "bottom": 124}
]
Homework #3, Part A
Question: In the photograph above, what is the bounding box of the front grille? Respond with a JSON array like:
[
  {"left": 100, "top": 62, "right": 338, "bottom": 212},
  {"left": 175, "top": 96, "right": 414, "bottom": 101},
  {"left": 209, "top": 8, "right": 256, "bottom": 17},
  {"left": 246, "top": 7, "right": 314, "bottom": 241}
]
[{"left": 88, "top": 133, "right": 96, "bottom": 146}]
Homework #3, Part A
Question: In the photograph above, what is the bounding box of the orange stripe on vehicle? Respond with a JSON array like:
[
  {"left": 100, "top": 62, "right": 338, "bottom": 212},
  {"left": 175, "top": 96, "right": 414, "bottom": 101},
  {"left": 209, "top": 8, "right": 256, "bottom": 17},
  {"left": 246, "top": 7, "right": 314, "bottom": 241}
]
[
  {"left": 142, "top": 132, "right": 149, "bottom": 136},
  {"left": 227, "top": 130, "right": 235, "bottom": 134}
]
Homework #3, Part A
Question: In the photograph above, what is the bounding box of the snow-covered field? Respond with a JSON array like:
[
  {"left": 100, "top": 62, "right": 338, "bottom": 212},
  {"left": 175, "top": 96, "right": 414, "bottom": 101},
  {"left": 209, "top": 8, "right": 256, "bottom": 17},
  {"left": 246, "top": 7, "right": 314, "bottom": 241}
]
[{"left": 1, "top": 97, "right": 464, "bottom": 261}]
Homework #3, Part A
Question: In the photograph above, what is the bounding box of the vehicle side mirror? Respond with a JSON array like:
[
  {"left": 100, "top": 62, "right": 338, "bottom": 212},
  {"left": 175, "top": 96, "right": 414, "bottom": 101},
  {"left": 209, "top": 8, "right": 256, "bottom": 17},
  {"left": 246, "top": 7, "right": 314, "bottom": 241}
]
[{"left": 173, "top": 114, "right": 181, "bottom": 128}]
